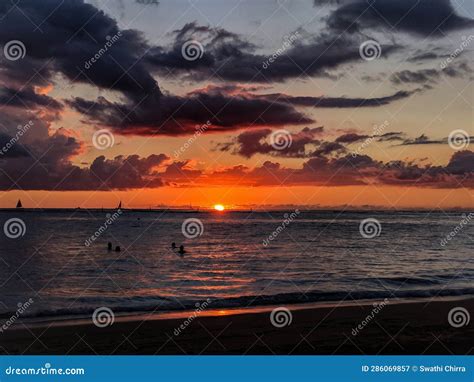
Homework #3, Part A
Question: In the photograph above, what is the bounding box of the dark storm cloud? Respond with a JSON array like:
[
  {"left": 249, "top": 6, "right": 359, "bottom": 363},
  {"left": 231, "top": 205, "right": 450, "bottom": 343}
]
[
  {"left": 335, "top": 133, "right": 369, "bottom": 143},
  {"left": 216, "top": 127, "right": 366, "bottom": 160},
  {"left": 0, "top": 133, "right": 30, "bottom": 158},
  {"left": 335, "top": 131, "right": 406, "bottom": 144},
  {"left": 190, "top": 84, "right": 414, "bottom": 109},
  {"left": 146, "top": 22, "right": 255, "bottom": 73},
  {"left": 0, "top": 87, "right": 62, "bottom": 110},
  {"left": 0, "top": 1, "right": 318, "bottom": 136},
  {"left": 399, "top": 134, "right": 474, "bottom": 146},
  {"left": 0, "top": 146, "right": 169, "bottom": 191},
  {"left": 259, "top": 90, "right": 414, "bottom": 108},
  {"left": 67, "top": 91, "right": 313, "bottom": 136},
  {"left": 0, "top": 0, "right": 157, "bottom": 99},
  {"left": 208, "top": 150, "right": 474, "bottom": 188},
  {"left": 325, "top": 0, "right": 474, "bottom": 37},
  {"left": 377, "top": 132, "right": 405, "bottom": 142},
  {"left": 446, "top": 150, "right": 474, "bottom": 175},
  {"left": 1, "top": 127, "right": 473, "bottom": 190},
  {"left": 217, "top": 127, "right": 324, "bottom": 158},
  {"left": 311, "top": 141, "right": 346, "bottom": 157},
  {"left": 391, "top": 62, "right": 472, "bottom": 85},
  {"left": 391, "top": 69, "right": 440, "bottom": 85},
  {"left": 400, "top": 134, "right": 444, "bottom": 145},
  {"left": 145, "top": 22, "right": 399, "bottom": 82},
  {"left": 407, "top": 48, "right": 451, "bottom": 63},
  {"left": 0, "top": 1, "right": 427, "bottom": 141},
  {"left": 379, "top": 150, "right": 474, "bottom": 187},
  {"left": 0, "top": 0, "right": 471, "bottom": 193}
]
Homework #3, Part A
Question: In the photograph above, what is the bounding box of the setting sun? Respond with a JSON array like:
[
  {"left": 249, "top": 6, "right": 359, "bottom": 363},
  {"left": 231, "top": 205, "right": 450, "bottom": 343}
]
[{"left": 214, "top": 204, "right": 225, "bottom": 211}]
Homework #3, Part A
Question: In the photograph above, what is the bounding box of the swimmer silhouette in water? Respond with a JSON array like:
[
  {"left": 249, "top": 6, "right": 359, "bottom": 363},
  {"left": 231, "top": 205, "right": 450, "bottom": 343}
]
[
  {"left": 108, "top": 242, "right": 112, "bottom": 251},
  {"left": 178, "top": 245, "right": 186, "bottom": 255},
  {"left": 171, "top": 242, "right": 177, "bottom": 249},
  {"left": 115, "top": 246, "right": 121, "bottom": 252}
]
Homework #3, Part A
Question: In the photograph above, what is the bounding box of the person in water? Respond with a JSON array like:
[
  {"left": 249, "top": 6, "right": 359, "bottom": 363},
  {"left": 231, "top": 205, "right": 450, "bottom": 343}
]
[
  {"left": 108, "top": 242, "right": 112, "bottom": 251},
  {"left": 171, "top": 242, "right": 177, "bottom": 249},
  {"left": 115, "top": 246, "right": 121, "bottom": 252},
  {"left": 178, "top": 245, "right": 186, "bottom": 255}
]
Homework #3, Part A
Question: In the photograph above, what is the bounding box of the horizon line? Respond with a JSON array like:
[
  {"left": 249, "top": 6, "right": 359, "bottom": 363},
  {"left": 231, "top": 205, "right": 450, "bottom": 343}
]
[{"left": 0, "top": 206, "right": 472, "bottom": 212}]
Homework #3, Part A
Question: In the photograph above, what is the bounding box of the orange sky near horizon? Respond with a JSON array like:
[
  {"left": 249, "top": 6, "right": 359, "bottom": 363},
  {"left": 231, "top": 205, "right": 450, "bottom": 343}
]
[
  {"left": 1, "top": 185, "right": 472, "bottom": 210},
  {"left": 0, "top": 1, "right": 472, "bottom": 210}
]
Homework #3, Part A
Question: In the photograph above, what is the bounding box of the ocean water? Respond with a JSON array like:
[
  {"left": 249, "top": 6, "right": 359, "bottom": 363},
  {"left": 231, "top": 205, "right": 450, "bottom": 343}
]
[{"left": 0, "top": 210, "right": 473, "bottom": 321}]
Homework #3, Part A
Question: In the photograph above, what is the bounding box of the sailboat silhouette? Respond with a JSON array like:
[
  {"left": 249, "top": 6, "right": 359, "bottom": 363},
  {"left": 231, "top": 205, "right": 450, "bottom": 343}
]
[{"left": 16, "top": 199, "right": 23, "bottom": 208}]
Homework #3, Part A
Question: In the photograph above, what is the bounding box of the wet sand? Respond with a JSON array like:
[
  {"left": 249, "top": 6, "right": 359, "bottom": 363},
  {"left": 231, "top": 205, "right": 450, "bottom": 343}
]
[{"left": 1, "top": 297, "right": 472, "bottom": 355}]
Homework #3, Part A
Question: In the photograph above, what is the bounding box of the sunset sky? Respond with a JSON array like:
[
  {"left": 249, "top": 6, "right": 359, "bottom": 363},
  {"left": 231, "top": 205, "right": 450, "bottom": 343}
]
[{"left": 0, "top": 0, "right": 473, "bottom": 209}]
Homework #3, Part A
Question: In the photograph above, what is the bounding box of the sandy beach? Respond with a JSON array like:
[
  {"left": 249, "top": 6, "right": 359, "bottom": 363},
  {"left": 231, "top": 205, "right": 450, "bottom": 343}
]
[{"left": 2, "top": 297, "right": 472, "bottom": 355}]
